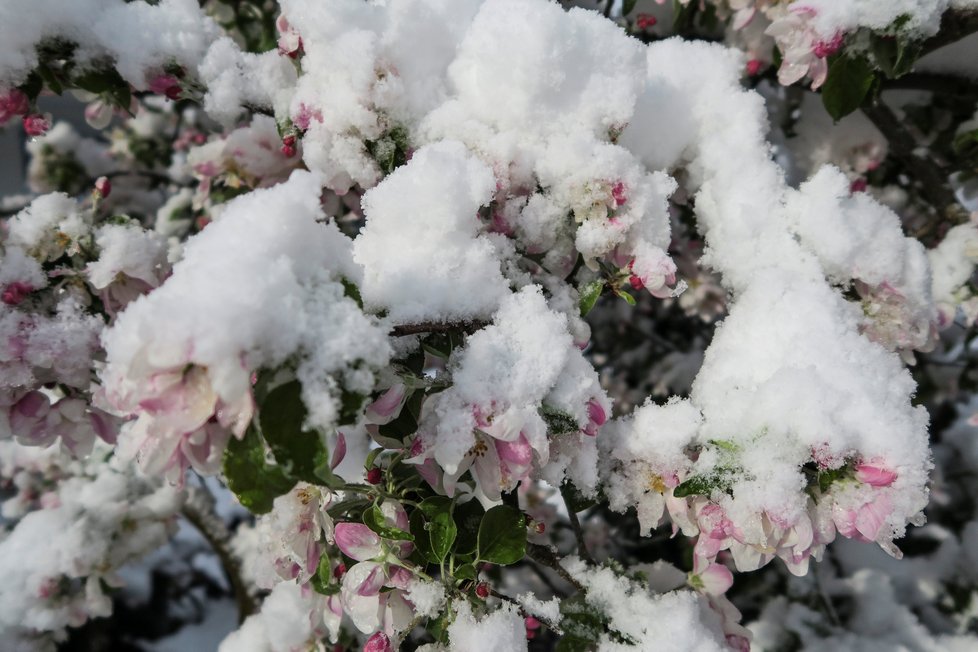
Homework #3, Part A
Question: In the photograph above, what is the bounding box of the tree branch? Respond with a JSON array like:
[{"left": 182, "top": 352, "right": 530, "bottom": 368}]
[
  {"left": 182, "top": 490, "right": 257, "bottom": 623},
  {"left": 882, "top": 72, "right": 978, "bottom": 97},
  {"left": 561, "top": 487, "right": 594, "bottom": 566},
  {"left": 861, "top": 99, "right": 966, "bottom": 221},
  {"left": 920, "top": 10, "right": 978, "bottom": 58},
  {"left": 390, "top": 320, "right": 487, "bottom": 337},
  {"left": 526, "top": 543, "right": 585, "bottom": 592}
]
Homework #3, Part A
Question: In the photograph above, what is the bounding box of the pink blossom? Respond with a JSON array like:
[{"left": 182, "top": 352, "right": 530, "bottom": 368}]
[
  {"left": 22, "top": 114, "right": 50, "bottom": 137},
  {"left": 293, "top": 103, "right": 323, "bottom": 131},
  {"left": 611, "top": 181, "right": 627, "bottom": 206},
  {"left": 745, "top": 59, "right": 764, "bottom": 77},
  {"left": 690, "top": 556, "right": 734, "bottom": 595},
  {"left": 628, "top": 247, "right": 681, "bottom": 299},
  {"left": 84, "top": 100, "right": 114, "bottom": 129},
  {"left": 147, "top": 74, "right": 181, "bottom": 100},
  {"left": 582, "top": 398, "right": 607, "bottom": 436},
  {"left": 364, "top": 632, "right": 392, "bottom": 652},
  {"left": 2, "top": 281, "right": 33, "bottom": 306},
  {"left": 365, "top": 383, "right": 407, "bottom": 425},
  {"left": 276, "top": 15, "right": 303, "bottom": 58},
  {"left": 94, "top": 176, "right": 112, "bottom": 198},
  {"left": 855, "top": 462, "right": 897, "bottom": 487},
  {"left": 0, "top": 88, "right": 30, "bottom": 124},
  {"left": 766, "top": 7, "right": 842, "bottom": 90},
  {"left": 335, "top": 524, "right": 384, "bottom": 562}
]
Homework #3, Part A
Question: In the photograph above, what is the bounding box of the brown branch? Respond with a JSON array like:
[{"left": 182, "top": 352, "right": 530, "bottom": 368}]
[
  {"left": 861, "top": 100, "right": 965, "bottom": 221},
  {"left": 561, "top": 487, "right": 594, "bottom": 566},
  {"left": 182, "top": 496, "right": 257, "bottom": 623},
  {"left": 390, "top": 320, "right": 487, "bottom": 337},
  {"left": 882, "top": 72, "right": 978, "bottom": 97},
  {"left": 526, "top": 543, "right": 585, "bottom": 592},
  {"left": 920, "top": 10, "right": 978, "bottom": 58}
]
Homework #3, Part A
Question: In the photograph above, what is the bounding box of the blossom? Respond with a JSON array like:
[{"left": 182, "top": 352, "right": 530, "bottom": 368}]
[
  {"left": 766, "top": 6, "right": 843, "bottom": 90},
  {"left": 108, "top": 362, "right": 252, "bottom": 484},
  {"left": 335, "top": 502, "right": 416, "bottom": 636},
  {"left": 0, "top": 88, "right": 29, "bottom": 124},
  {"left": 22, "top": 114, "right": 50, "bottom": 137}
]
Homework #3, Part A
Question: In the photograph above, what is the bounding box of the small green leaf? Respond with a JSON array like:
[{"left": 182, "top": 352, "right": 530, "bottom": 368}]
[
  {"left": 578, "top": 280, "right": 604, "bottom": 317},
  {"left": 821, "top": 55, "right": 875, "bottom": 121},
  {"left": 477, "top": 505, "right": 526, "bottom": 566},
  {"left": 223, "top": 425, "right": 295, "bottom": 514},
  {"left": 364, "top": 503, "right": 414, "bottom": 542},
  {"left": 614, "top": 288, "right": 637, "bottom": 306},
  {"left": 259, "top": 380, "right": 334, "bottom": 485},
  {"left": 452, "top": 498, "right": 486, "bottom": 554},
  {"left": 419, "top": 497, "right": 457, "bottom": 563},
  {"left": 340, "top": 278, "right": 363, "bottom": 308},
  {"left": 622, "top": 0, "right": 638, "bottom": 17},
  {"left": 454, "top": 564, "right": 477, "bottom": 581},
  {"left": 540, "top": 405, "right": 580, "bottom": 437},
  {"left": 561, "top": 482, "right": 597, "bottom": 513},
  {"left": 309, "top": 552, "right": 339, "bottom": 596}
]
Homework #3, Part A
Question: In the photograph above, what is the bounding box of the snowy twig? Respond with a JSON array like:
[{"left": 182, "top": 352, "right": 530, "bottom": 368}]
[
  {"left": 561, "top": 486, "right": 595, "bottom": 565},
  {"left": 181, "top": 489, "right": 257, "bottom": 623},
  {"left": 390, "top": 320, "right": 488, "bottom": 337},
  {"left": 862, "top": 99, "right": 965, "bottom": 221},
  {"left": 526, "top": 543, "right": 585, "bottom": 592}
]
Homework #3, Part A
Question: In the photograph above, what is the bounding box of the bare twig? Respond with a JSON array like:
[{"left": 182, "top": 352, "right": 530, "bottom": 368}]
[
  {"left": 390, "top": 320, "right": 487, "bottom": 337},
  {"left": 526, "top": 543, "right": 585, "bottom": 592},
  {"left": 920, "top": 10, "right": 978, "bottom": 58},
  {"left": 861, "top": 100, "right": 966, "bottom": 221},
  {"left": 561, "top": 487, "right": 595, "bottom": 565},
  {"left": 182, "top": 490, "right": 257, "bottom": 623}
]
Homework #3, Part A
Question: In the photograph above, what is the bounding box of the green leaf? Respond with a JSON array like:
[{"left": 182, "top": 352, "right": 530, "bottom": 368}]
[
  {"left": 477, "top": 505, "right": 526, "bottom": 566},
  {"left": 540, "top": 405, "right": 580, "bottom": 437},
  {"left": 578, "top": 280, "right": 604, "bottom": 317},
  {"left": 363, "top": 503, "right": 414, "bottom": 542},
  {"left": 419, "top": 497, "right": 457, "bottom": 563},
  {"left": 614, "top": 288, "right": 637, "bottom": 306},
  {"left": 340, "top": 278, "right": 363, "bottom": 308},
  {"left": 73, "top": 65, "right": 131, "bottom": 109},
  {"left": 557, "top": 594, "right": 608, "bottom": 652},
  {"left": 223, "top": 425, "right": 295, "bottom": 514},
  {"left": 259, "top": 380, "right": 335, "bottom": 485},
  {"left": 309, "top": 552, "right": 339, "bottom": 596},
  {"left": 452, "top": 498, "right": 485, "bottom": 554},
  {"left": 561, "top": 482, "right": 597, "bottom": 513},
  {"left": 622, "top": 0, "right": 637, "bottom": 17},
  {"left": 454, "top": 564, "right": 477, "bottom": 581},
  {"left": 338, "top": 388, "right": 365, "bottom": 426},
  {"left": 377, "top": 390, "right": 423, "bottom": 441},
  {"left": 821, "top": 55, "right": 876, "bottom": 121}
]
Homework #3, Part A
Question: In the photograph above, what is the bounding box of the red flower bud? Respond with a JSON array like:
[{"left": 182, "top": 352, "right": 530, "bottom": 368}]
[
  {"left": 475, "top": 582, "right": 490, "bottom": 599},
  {"left": 366, "top": 467, "right": 383, "bottom": 485}
]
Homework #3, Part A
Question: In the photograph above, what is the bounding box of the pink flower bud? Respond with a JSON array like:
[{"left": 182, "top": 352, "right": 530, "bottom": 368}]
[
  {"left": 2, "top": 281, "right": 33, "bottom": 305},
  {"left": 366, "top": 467, "right": 383, "bottom": 485},
  {"left": 335, "top": 523, "right": 383, "bottom": 561},
  {"left": 636, "top": 14, "right": 657, "bottom": 30},
  {"left": 850, "top": 178, "right": 868, "bottom": 193},
  {"left": 475, "top": 582, "right": 490, "bottom": 599},
  {"left": 587, "top": 399, "right": 607, "bottom": 427},
  {"left": 813, "top": 33, "right": 844, "bottom": 58},
  {"left": 0, "top": 88, "right": 29, "bottom": 123},
  {"left": 611, "top": 181, "right": 627, "bottom": 206},
  {"left": 855, "top": 463, "right": 897, "bottom": 487},
  {"left": 745, "top": 59, "right": 764, "bottom": 76},
  {"left": 363, "top": 632, "right": 392, "bottom": 652},
  {"left": 525, "top": 616, "right": 542, "bottom": 639},
  {"left": 94, "top": 176, "right": 112, "bottom": 198},
  {"left": 22, "top": 114, "right": 50, "bottom": 137},
  {"left": 333, "top": 562, "right": 347, "bottom": 579}
]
